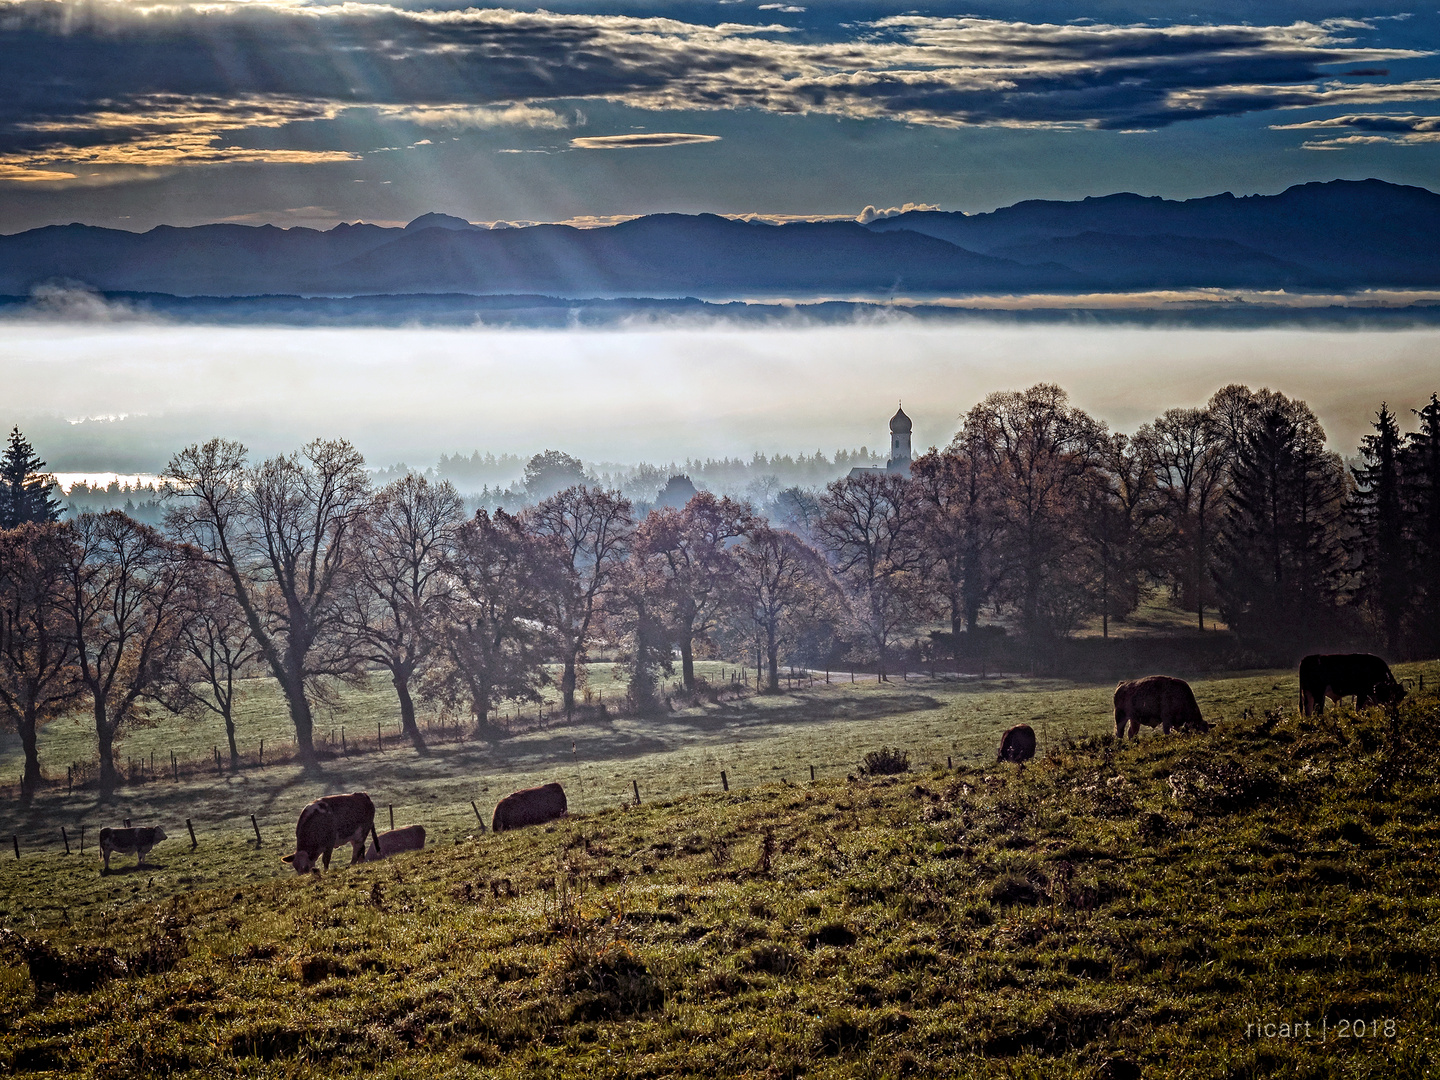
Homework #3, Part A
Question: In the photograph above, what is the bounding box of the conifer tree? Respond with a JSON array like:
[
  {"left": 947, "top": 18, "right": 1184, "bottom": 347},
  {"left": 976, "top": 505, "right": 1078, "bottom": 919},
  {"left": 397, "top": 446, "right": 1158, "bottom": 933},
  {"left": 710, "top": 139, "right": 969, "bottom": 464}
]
[
  {"left": 1404, "top": 394, "right": 1440, "bottom": 655},
  {"left": 1350, "top": 403, "right": 1409, "bottom": 652},
  {"left": 0, "top": 428, "right": 61, "bottom": 528}
]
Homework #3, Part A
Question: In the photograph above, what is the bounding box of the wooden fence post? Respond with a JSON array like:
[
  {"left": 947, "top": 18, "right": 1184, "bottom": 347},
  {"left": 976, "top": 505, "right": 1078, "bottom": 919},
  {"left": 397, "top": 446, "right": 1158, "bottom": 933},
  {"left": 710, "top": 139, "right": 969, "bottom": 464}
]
[
  {"left": 67, "top": 766, "right": 72, "bottom": 795},
  {"left": 632, "top": 780, "right": 640, "bottom": 805},
  {"left": 947, "top": 755, "right": 953, "bottom": 770},
  {"left": 172, "top": 751, "right": 178, "bottom": 781},
  {"left": 389, "top": 805, "right": 395, "bottom": 831},
  {"left": 250, "top": 815, "right": 262, "bottom": 846},
  {"left": 11, "top": 836, "right": 18, "bottom": 860},
  {"left": 471, "top": 801, "right": 484, "bottom": 829},
  {"left": 377, "top": 722, "right": 383, "bottom": 751},
  {"left": 721, "top": 770, "right": 728, "bottom": 792},
  {"left": 61, "top": 827, "right": 69, "bottom": 855},
  {"left": 810, "top": 765, "right": 816, "bottom": 782},
  {"left": 341, "top": 727, "right": 347, "bottom": 755},
  {"left": 186, "top": 818, "right": 197, "bottom": 849},
  {"left": 258, "top": 739, "right": 264, "bottom": 767}
]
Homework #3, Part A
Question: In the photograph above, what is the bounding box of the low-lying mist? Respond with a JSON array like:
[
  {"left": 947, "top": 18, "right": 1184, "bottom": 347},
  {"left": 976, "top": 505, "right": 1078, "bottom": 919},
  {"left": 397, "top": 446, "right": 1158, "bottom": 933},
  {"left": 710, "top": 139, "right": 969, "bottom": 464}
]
[{"left": 5, "top": 320, "right": 1438, "bottom": 473}]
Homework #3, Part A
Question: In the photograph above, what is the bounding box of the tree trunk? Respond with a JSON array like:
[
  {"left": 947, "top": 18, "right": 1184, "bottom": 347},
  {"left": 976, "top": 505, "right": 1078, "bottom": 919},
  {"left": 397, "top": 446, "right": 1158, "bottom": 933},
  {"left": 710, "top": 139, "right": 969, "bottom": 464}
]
[
  {"left": 96, "top": 704, "right": 119, "bottom": 797},
  {"left": 17, "top": 706, "right": 41, "bottom": 802},
  {"left": 224, "top": 710, "right": 240, "bottom": 772},
  {"left": 281, "top": 667, "right": 318, "bottom": 770},
  {"left": 766, "top": 637, "right": 780, "bottom": 694},
  {"left": 561, "top": 653, "right": 578, "bottom": 719},
  {"left": 680, "top": 635, "right": 695, "bottom": 690},
  {"left": 393, "top": 669, "right": 427, "bottom": 753}
]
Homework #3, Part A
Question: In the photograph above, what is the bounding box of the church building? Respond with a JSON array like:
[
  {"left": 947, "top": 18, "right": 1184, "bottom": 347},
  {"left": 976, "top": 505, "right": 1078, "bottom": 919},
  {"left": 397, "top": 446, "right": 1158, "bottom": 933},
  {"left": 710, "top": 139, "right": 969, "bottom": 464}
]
[{"left": 848, "top": 405, "right": 913, "bottom": 478}]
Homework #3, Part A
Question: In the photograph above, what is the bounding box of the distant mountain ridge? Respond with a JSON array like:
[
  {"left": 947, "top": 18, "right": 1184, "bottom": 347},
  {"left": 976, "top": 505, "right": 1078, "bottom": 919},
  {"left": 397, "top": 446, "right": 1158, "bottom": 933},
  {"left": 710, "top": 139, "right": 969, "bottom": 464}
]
[{"left": 2, "top": 179, "right": 1437, "bottom": 298}]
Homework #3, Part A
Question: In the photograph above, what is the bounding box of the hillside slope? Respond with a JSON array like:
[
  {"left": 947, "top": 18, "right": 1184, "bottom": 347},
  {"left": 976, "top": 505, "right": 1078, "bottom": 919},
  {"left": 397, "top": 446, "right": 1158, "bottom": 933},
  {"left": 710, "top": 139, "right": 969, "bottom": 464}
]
[{"left": 3, "top": 692, "right": 1439, "bottom": 1078}]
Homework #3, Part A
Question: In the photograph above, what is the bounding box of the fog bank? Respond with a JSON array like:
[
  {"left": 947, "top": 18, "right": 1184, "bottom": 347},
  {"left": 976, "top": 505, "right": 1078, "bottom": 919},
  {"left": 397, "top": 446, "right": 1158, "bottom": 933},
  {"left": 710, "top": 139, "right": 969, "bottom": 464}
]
[{"left": 3, "top": 322, "right": 1437, "bottom": 472}]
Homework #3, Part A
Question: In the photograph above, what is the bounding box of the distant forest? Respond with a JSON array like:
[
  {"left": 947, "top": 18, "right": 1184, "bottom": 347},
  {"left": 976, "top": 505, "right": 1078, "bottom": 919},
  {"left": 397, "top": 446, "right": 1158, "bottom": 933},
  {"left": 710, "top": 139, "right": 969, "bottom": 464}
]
[{"left": 3, "top": 381, "right": 1437, "bottom": 802}]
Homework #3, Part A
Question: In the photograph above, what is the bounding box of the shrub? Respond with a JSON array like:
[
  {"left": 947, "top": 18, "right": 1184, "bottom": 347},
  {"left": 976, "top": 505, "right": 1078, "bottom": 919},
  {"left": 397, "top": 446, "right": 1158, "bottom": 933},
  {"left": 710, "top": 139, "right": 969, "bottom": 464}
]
[{"left": 860, "top": 747, "right": 910, "bottom": 776}]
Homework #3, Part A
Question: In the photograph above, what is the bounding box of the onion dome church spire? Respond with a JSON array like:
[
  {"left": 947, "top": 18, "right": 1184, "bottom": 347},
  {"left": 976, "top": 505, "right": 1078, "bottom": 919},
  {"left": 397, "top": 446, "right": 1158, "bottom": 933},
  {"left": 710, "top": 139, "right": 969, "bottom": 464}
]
[{"left": 888, "top": 403, "right": 912, "bottom": 472}]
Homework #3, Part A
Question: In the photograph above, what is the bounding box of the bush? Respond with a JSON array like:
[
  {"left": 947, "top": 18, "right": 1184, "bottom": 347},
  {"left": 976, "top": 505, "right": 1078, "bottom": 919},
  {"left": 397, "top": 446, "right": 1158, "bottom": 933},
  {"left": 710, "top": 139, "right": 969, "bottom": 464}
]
[{"left": 860, "top": 747, "right": 910, "bottom": 776}]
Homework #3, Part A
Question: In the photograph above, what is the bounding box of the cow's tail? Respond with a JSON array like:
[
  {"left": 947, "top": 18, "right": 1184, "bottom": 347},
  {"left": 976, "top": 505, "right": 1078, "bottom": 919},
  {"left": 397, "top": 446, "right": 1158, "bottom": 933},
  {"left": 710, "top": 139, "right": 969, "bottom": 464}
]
[{"left": 369, "top": 820, "right": 381, "bottom": 854}]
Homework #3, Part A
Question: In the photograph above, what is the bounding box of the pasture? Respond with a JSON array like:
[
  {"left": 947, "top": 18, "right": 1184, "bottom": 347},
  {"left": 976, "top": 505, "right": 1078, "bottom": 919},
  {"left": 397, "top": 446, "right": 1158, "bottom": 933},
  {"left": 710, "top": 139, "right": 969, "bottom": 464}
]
[
  {"left": 0, "top": 659, "right": 1436, "bottom": 932},
  {"left": 1, "top": 672, "right": 1438, "bottom": 1077}
]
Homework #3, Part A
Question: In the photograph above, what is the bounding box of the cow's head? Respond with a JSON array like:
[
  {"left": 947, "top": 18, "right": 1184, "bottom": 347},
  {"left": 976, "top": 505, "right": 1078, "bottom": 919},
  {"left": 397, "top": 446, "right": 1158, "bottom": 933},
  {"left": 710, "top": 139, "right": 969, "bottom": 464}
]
[
  {"left": 281, "top": 850, "right": 316, "bottom": 873},
  {"left": 1379, "top": 678, "right": 1408, "bottom": 706}
]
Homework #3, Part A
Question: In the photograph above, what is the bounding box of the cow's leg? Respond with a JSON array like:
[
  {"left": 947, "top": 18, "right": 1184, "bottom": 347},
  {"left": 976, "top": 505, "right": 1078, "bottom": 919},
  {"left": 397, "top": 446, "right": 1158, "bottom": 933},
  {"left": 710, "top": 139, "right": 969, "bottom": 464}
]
[
  {"left": 321, "top": 847, "right": 333, "bottom": 871},
  {"left": 1127, "top": 717, "right": 1141, "bottom": 739},
  {"left": 1115, "top": 713, "right": 1125, "bottom": 738},
  {"left": 350, "top": 832, "right": 366, "bottom": 864},
  {"left": 1161, "top": 719, "right": 1173, "bottom": 735}
]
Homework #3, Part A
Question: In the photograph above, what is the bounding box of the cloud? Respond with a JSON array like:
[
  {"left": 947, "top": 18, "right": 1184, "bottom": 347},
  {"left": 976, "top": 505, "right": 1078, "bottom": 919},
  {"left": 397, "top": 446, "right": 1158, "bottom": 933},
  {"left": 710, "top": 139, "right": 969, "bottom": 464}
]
[
  {"left": 757, "top": 5, "right": 805, "bottom": 12},
  {"left": 1271, "top": 112, "right": 1440, "bottom": 149},
  {"left": 570, "top": 132, "right": 722, "bottom": 149},
  {"left": 857, "top": 202, "right": 940, "bottom": 223},
  {"left": 378, "top": 104, "right": 570, "bottom": 130},
  {"left": 0, "top": 2, "right": 1433, "bottom": 180}
]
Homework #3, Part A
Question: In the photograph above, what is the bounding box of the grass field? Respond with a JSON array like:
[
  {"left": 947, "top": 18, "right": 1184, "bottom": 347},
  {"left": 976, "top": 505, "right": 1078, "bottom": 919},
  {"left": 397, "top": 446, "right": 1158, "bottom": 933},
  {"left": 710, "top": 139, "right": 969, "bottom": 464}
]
[
  {"left": 2, "top": 673, "right": 1439, "bottom": 1077},
  {"left": 1, "top": 659, "right": 1437, "bottom": 933}
]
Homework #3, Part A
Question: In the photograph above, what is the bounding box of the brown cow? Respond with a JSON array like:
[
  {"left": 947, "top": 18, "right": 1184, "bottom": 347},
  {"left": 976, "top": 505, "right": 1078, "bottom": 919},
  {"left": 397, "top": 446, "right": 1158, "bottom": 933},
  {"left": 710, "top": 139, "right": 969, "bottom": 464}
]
[
  {"left": 281, "top": 792, "right": 379, "bottom": 873},
  {"left": 997, "top": 724, "right": 1037, "bottom": 763},
  {"left": 1299, "top": 653, "right": 1405, "bottom": 716},
  {"left": 99, "top": 826, "right": 166, "bottom": 873},
  {"left": 492, "top": 782, "right": 567, "bottom": 833},
  {"left": 365, "top": 824, "right": 426, "bottom": 862},
  {"left": 1114, "top": 676, "right": 1209, "bottom": 739}
]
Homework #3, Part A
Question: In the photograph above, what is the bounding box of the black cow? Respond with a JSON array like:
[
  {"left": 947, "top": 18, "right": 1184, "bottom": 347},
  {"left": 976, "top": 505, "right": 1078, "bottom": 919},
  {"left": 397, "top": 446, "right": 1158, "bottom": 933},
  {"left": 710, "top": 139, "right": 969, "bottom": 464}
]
[
  {"left": 997, "top": 724, "right": 1037, "bottom": 763},
  {"left": 1299, "top": 654, "right": 1405, "bottom": 716},
  {"left": 282, "top": 792, "right": 380, "bottom": 873},
  {"left": 492, "top": 783, "right": 567, "bottom": 833}
]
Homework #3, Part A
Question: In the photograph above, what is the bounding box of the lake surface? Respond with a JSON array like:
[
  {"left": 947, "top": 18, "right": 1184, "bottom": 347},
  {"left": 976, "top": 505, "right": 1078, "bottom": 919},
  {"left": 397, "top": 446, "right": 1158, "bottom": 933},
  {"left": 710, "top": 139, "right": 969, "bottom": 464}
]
[{"left": 4, "top": 320, "right": 1438, "bottom": 471}]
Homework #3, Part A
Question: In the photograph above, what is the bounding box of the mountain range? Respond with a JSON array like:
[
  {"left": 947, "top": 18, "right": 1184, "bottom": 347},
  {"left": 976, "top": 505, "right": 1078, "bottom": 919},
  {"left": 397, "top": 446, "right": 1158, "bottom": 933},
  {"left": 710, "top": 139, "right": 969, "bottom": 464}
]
[{"left": 2, "top": 179, "right": 1438, "bottom": 300}]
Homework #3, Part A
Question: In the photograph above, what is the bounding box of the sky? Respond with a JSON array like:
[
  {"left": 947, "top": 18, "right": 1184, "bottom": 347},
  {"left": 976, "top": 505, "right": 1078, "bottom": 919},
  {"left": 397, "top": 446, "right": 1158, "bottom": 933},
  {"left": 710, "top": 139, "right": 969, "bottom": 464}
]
[{"left": 2, "top": 0, "right": 1440, "bottom": 232}]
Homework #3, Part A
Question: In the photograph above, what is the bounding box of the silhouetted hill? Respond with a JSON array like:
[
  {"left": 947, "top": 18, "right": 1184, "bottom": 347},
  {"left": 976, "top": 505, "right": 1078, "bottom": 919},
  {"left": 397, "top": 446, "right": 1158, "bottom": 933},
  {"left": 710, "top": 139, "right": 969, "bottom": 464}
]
[
  {"left": 1, "top": 179, "right": 1437, "bottom": 298},
  {"left": 866, "top": 179, "right": 1440, "bottom": 287}
]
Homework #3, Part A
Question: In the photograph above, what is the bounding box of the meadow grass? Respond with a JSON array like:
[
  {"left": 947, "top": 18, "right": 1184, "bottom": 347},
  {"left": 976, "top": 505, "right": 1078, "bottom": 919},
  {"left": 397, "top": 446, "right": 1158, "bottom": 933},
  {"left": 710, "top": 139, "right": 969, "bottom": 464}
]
[{"left": 2, "top": 676, "right": 1439, "bottom": 1078}]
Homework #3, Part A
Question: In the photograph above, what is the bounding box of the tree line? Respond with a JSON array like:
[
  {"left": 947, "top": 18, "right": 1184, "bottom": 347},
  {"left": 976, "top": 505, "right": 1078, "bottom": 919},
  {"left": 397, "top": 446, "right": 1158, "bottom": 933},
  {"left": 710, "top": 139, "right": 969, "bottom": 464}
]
[{"left": 2, "top": 381, "right": 1438, "bottom": 800}]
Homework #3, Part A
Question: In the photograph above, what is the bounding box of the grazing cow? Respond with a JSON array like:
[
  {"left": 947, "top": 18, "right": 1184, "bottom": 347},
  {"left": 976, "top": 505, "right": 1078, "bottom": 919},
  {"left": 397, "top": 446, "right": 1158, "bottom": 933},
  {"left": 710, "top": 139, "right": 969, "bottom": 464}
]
[
  {"left": 491, "top": 782, "right": 567, "bottom": 833},
  {"left": 997, "top": 724, "right": 1037, "bottom": 764},
  {"left": 1114, "top": 676, "right": 1209, "bottom": 739},
  {"left": 364, "top": 824, "right": 426, "bottom": 862},
  {"left": 281, "top": 792, "right": 379, "bottom": 873},
  {"left": 99, "top": 826, "right": 166, "bottom": 873},
  {"left": 1299, "top": 653, "right": 1405, "bottom": 716}
]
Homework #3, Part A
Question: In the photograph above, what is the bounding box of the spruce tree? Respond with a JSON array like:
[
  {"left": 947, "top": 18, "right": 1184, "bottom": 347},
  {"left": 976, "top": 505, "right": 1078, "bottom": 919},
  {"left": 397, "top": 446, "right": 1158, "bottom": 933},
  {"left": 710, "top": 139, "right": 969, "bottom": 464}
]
[
  {"left": 0, "top": 428, "right": 61, "bottom": 528},
  {"left": 1215, "top": 393, "right": 1348, "bottom": 655},
  {"left": 1351, "top": 404, "right": 1409, "bottom": 652},
  {"left": 1404, "top": 394, "right": 1440, "bottom": 655}
]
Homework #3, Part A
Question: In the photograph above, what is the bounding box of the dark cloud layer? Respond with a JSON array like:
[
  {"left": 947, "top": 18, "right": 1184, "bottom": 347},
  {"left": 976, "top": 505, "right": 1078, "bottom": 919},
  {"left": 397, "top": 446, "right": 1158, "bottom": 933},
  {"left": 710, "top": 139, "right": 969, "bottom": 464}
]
[{"left": 0, "top": 1, "right": 1433, "bottom": 180}]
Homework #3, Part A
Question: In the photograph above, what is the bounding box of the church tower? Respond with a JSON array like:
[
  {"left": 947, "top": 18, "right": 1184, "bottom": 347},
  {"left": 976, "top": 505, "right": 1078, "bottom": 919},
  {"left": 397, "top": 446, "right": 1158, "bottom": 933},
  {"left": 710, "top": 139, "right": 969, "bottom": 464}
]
[{"left": 887, "top": 404, "right": 912, "bottom": 473}]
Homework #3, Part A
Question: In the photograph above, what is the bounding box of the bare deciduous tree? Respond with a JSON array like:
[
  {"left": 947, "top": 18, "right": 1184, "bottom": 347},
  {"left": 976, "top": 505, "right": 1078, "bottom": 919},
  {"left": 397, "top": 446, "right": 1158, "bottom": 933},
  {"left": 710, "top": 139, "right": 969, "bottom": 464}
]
[
  {"left": 61, "top": 512, "right": 189, "bottom": 796},
  {"left": 0, "top": 523, "right": 78, "bottom": 800},
  {"left": 431, "top": 509, "right": 556, "bottom": 736},
  {"left": 163, "top": 438, "right": 371, "bottom": 769},
  {"left": 525, "top": 485, "right": 633, "bottom": 720},
  {"left": 349, "top": 474, "right": 465, "bottom": 752},
  {"left": 814, "top": 472, "right": 927, "bottom": 680},
  {"left": 161, "top": 558, "right": 258, "bottom": 772},
  {"left": 733, "top": 525, "right": 836, "bottom": 693},
  {"left": 634, "top": 491, "right": 753, "bottom": 690}
]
